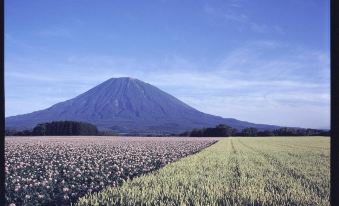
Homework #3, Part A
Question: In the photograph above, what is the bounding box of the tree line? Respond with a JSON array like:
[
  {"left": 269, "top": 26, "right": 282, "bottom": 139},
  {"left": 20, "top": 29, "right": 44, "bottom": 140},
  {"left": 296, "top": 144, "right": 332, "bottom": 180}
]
[
  {"left": 5, "top": 122, "right": 330, "bottom": 137},
  {"left": 179, "top": 124, "right": 330, "bottom": 137},
  {"left": 6, "top": 121, "right": 99, "bottom": 136}
]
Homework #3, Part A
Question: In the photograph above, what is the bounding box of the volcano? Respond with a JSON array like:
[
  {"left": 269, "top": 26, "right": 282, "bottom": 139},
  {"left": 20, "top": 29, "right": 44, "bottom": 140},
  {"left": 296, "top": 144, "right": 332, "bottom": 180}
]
[{"left": 5, "top": 77, "right": 278, "bottom": 134}]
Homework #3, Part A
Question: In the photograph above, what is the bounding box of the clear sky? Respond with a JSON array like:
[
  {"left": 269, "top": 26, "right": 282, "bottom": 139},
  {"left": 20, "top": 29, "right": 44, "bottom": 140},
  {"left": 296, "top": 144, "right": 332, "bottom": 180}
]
[{"left": 5, "top": 0, "right": 330, "bottom": 129}]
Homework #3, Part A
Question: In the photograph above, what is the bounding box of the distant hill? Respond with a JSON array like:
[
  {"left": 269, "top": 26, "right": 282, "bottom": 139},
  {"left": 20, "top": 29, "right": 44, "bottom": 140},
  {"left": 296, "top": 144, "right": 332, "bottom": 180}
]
[{"left": 5, "top": 77, "right": 279, "bottom": 134}]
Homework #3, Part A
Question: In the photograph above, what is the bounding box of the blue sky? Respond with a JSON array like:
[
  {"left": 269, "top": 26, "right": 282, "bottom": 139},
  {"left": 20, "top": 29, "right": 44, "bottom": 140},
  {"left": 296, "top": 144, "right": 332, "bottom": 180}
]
[{"left": 5, "top": 0, "right": 330, "bottom": 129}]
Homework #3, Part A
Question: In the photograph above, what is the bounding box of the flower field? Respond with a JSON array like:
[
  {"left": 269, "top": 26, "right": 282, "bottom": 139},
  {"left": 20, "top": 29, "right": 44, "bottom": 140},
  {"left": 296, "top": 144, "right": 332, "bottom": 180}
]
[{"left": 5, "top": 136, "right": 217, "bottom": 206}]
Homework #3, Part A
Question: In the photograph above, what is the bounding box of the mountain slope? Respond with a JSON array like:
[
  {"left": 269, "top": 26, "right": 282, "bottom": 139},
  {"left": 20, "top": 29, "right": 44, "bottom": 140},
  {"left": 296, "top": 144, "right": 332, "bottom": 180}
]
[{"left": 6, "top": 77, "right": 279, "bottom": 134}]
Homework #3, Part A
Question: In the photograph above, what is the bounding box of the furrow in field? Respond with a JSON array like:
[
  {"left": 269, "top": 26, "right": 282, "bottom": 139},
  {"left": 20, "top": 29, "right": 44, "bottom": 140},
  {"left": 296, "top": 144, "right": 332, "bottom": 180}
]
[
  {"left": 224, "top": 139, "right": 242, "bottom": 205},
  {"left": 230, "top": 140, "right": 241, "bottom": 190}
]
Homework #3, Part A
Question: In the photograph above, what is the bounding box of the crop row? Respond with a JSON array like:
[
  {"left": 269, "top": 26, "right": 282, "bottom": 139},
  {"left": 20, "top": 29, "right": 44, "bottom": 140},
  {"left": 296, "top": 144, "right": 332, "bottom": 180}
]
[{"left": 5, "top": 136, "right": 217, "bottom": 206}]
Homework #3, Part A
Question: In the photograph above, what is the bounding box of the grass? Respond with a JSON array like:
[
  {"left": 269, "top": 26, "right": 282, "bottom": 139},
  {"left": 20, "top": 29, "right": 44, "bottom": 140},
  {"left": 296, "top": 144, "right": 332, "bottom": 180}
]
[{"left": 76, "top": 137, "right": 330, "bottom": 206}]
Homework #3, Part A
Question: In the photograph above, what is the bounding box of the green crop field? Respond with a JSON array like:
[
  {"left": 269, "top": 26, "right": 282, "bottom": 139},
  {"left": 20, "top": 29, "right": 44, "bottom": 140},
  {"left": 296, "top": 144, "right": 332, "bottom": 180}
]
[{"left": 76, "top": 137, "right": 330, "bottom": 206}]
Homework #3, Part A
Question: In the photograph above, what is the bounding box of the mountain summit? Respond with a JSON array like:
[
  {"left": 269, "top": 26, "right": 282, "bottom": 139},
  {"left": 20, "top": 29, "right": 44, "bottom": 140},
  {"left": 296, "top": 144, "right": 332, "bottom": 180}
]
[{"left": 6, "top": 77, "right": 278, "bottom": 134}]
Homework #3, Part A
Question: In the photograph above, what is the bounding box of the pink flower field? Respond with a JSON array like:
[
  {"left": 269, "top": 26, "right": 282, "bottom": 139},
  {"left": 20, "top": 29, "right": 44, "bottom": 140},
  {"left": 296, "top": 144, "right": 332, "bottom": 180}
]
[{"left": 5, "top": 136, "right": 218, "bottom": 206}]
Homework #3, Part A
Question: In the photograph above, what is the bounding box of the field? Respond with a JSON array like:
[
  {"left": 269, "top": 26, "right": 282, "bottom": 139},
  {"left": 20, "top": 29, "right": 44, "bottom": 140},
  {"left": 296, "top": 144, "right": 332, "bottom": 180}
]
[
  {"left": 5, "top": 137, "right": 330, "bottom": 206},
  {"left": 5, "top": 137, "right": 217, "bottom": 206},
  {"left": 76, "top": 137, "right": 330, "bottom": 206}
]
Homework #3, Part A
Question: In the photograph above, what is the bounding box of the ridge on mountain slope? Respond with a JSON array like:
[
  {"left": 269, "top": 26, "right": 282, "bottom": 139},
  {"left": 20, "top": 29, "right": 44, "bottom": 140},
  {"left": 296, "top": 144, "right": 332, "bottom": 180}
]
[{"left": 5, "top": 77, "right": 279, "bottom": 134}]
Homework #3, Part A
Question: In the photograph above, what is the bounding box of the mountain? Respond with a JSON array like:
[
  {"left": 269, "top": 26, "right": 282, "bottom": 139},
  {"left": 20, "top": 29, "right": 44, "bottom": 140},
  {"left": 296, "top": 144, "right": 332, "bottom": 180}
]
[{"left": 5, "top": 77, "right": 279, "bottom": 134}]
